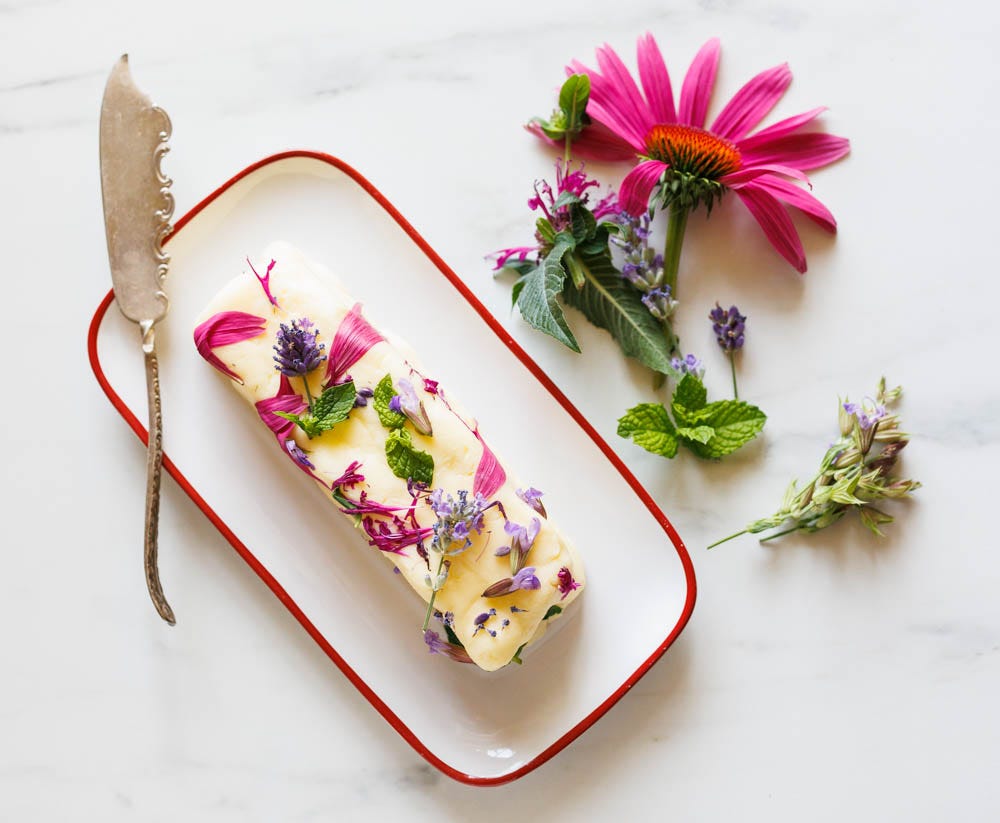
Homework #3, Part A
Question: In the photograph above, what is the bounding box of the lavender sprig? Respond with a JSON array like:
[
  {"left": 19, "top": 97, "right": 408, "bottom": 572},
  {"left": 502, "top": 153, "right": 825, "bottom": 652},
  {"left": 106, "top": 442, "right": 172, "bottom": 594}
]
[
  {"left": 708, "top": 378, "right": 919, "bottom": 548},
  {"left": 273, "top": 318, "right": 326, "bottom": 408},
  {"left": 709, "top": 302, "right": 746, "bottom": 399}
]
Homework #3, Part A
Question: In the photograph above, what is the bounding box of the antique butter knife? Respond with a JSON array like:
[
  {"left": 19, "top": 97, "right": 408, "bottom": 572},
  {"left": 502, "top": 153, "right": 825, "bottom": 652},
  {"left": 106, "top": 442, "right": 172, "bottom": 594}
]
[{"left": 99, "top": 55, "right": 176, "bottom": 625}]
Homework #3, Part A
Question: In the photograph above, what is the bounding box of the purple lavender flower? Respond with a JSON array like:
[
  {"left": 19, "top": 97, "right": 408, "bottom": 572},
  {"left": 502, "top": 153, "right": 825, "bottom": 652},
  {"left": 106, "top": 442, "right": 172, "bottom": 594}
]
[
  {"left": 611, "top": 213, "right": 665, "bottom": 293},
  {"left": 516, "top": 487, "right": 547, "bottom": 518},
  {"left": 390, "top": 378, "right": 433, "bottom": 436},
  {"left": 354, "top": 386, "right": 374, "bottom": 407},
  {"left": 671, "top": 353, "right": 705, "bottom": 379},
  {"left": 423, "top": 630, "right": 473, "bottom": 663},
  {"left": 709, "top": 303, "right": 746, "bottom": 352},
  {"left": 429, "top": 489, "right": 488, "bottom": 554},
  {"left": 283, "top": 439, "right": 314, "bottom": 470},
  {"left": 473, "top": 608, "right": 498, "bottom": 637},
  {"left": 273, "top": 318, "right": 326, "bottom": 378},
  {"left": 505, "top": 518, "right": 541, "bottom": 558},
  {"left": 641, "top": 287, "right": 678, "bottom": 322},
  {"left": 509, "top": 606, "right": 528, "bottom": 613}
]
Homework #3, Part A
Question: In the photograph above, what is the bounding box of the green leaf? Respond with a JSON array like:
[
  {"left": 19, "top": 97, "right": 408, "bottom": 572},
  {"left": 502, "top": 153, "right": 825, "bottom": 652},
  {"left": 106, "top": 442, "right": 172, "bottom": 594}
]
[
  {"left": 373, "top": 374, "right": 407, "bottom": 429},
  {"left": 617, "top": 402, "right": 678, "bottom": 459},
  {"left": 569, "top": 204, "right": 597, "bottom": 243},
  {"left": 385, "top": 428, "right": 434, "bottom": 485},
  {"left": 443, "top": 622, "right": 464, "bottom": 647},
  {"left": 535, "top": 217, "right": 556, "bottom": 245},
  {"left": 515, "top": 238, "right": 580, "bottom": 352},
  {"left": 563, "top": 251, "right": 586, "bottom": 290},
  {"left": 676, "top": 425, "right": 715, "bottom": 445},
  {"left": 685, "top": 400, "right": 767, "bottom": 459},
  {"left": 274, "top": 410, "right": 325, "bottom": 439},
  {"left": 561, "top": 252, "right": 677, "bottom": 374},
  {"left": 552, "top": 190, "right": 582, "bottom": 210},
  {"left": 543, "top": 605, "right": 563, "bottom": 621},
  {"left": 511, "top": 273, "right": 528, "bottom": 307},
  {"left": 312, "top": 380, "right": 356, "bottom": 425},
  {"left": 673, "top": 374, "right": 707, "bottom": 412},
  {"left": 559, "top": 73, "right": 591, "bottom": 132}
]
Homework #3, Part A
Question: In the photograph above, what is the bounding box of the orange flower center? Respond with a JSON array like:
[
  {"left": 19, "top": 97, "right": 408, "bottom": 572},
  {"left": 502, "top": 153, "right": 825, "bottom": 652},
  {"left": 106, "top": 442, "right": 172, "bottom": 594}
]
[{"left": 644, "top": 124, "right": 742, "bottom": 180}]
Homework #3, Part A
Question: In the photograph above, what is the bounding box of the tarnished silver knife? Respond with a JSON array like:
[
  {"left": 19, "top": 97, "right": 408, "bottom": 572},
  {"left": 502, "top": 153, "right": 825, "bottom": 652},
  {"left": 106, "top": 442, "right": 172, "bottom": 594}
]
[{"left": 99, "top": 55, "right": 176, "bottom": 625}]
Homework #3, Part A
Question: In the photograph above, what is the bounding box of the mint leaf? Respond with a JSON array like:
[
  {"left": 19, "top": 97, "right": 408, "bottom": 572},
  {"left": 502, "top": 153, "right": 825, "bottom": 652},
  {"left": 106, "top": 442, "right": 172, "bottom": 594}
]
[
  {"left": 617, "top": 402, "right": 678, "bottom": 458},
  {"left": 686, "top": 400, "right": 767, "bottom": 459},
  {"left": 676, "top": 425, "right": 715, "bottom": 445},
  {"left": 274, "top": 410, "right": 324, "bottom": 439},
  {"left": 673, "top": 374, "right": 707, "bottom": 412},
  {"left": 543, "top": 605, "right": 563, "bottom": 621},
  {"left": 558, "top": 73, "right": 590, "bottom": 132},
  {"left": 385, "top": 428, "right": 434, "bottom": 485},
  {"left": 561, "top": 252, "right": 677, "bottom": 375},
  {"left": 373, "top": 374, "right": 407, "bottom": 429},
  {"left": 313, "top": 380, "right": 356, "bottom": 426},
  {"left": 569, "top": 204, "right": 597, "bottom": 243},
  {"left": 515, "top": 236, "right": 580, "bottom": 352},
  {"left": 552, "top": 190, "right": 582, "bottom": 210}
]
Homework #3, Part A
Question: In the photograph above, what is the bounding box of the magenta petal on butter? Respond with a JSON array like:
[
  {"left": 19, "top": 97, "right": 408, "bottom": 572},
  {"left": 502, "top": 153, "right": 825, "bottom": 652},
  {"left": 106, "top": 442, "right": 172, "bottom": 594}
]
[
  {"left": 473, "top": 429, "right": 506, "bottom": 499},
  {"left": 193, "top": 311, "right": 267, "bottom": 382},
  {"left": 255, "top": 375, "right": 306, "bottom": 442},
  {"left": 247, "top": 258, "right": 280, "bottom": 307},
  {"left": 325, "top": 303, "right": 385, "bottom": 384}
]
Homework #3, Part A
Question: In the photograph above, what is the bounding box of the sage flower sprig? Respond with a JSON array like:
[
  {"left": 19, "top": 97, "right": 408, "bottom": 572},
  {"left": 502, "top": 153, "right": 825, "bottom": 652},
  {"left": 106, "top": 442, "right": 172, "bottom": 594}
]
[{"left": 708, "top": 378, "right": 920, "bottom": 547}]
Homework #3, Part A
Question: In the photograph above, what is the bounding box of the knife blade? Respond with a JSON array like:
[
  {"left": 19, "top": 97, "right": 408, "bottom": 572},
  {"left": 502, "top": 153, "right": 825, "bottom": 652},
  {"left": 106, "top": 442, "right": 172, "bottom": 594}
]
[{"left": 99, "top": 54, "right": 176, "bottom": 625}]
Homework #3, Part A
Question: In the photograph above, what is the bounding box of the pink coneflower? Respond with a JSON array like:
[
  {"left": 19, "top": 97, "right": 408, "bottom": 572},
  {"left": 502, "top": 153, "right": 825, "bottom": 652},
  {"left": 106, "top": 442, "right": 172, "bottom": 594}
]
[{"left": 534, "top": 34, "right": 849, "bottom": 275}]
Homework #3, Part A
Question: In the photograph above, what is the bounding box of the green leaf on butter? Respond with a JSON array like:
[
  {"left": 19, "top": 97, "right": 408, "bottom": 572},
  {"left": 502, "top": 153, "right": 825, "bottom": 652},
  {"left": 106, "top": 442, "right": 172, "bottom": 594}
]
[
  {"left": 373, "top": 374, "right": 407, "bottom": 429},
  {"left": 275, "top": 380, "right": 356, "bottom": 439},
  {"left": 385, "top": 427, "right": 434, "bottom": 485}
]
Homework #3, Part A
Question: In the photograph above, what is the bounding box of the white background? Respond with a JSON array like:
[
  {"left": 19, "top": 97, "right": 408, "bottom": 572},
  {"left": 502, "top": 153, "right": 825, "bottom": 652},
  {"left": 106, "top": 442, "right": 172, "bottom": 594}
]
[{"left": 2, "top": 1, "right": 997, "bottom": 820}]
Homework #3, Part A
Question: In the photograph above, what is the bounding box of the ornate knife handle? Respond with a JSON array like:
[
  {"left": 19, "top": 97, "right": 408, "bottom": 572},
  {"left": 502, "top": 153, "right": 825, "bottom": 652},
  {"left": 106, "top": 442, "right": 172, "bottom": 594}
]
[{"left": 141, "top": 320, "right": 175, "bottom": 625}]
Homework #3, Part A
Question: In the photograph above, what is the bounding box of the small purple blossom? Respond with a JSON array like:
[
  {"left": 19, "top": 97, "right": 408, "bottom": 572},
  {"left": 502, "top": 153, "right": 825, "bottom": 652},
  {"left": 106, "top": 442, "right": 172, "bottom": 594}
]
[
  {"left": 557, "top": 566, "right": 581, "bottom": 600},
  {"left": 516, "top": 487, "right": 547, "bottom": 518},
  {"left": 423, "top": 630, "right": 473, "bottom": 663},
  {"left": 505, "top": 518, "right": 541, "bottom": 560},
  {"left": 354, "top": 386, "right": 374, "bottom": 407},
  {"left": 428, "top": 489, "right": 489, "bottom": 559},
  {"left": 843, "top": 400, "right": 887, "bottom": 431},
  {"left": 510, "top": 606, "right": 528, "bottom": 613},
  {"left": 671, "top": 353, "right": 705, "bottom": 379},
  {"left": 642, "top": 287, "right": 678, "bottom": 323},
  {"left": 273, "top": 318, "right": 326, "bottom": 378},
  {"left": 283, "top": 439, "right": 314, "bottom": 470},
  {"left": 611, "top": 212, "right": 666, "bottom": 294},
  {"left": 512, "top": 566, "right": 541, "bottom": 591},
  {"left": 392, "top": 378, "right": 433, "bottom": 435},
  {"left": 473, "top": 608, "right": 498, "bottom": 637},
  {"left": 709, "top": 303, "right": 746, "bottom": 352}
]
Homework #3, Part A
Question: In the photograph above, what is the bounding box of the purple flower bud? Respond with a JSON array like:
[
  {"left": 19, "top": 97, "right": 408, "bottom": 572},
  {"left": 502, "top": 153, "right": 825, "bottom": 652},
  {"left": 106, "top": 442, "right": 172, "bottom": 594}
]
[
  {"left": 557, "top": 566, "right": 581, "bottom": 600},
  {"left": 709, "top": 302, "right": 746, "bottom": 352},
  {"left": 354, "top": 387, "right": 374, "bottom": 407},
  {"left": 394, "top": 378, "right": 433, "bottom": 436},
  {"left": 512, "top": 567, "right": 541, "bottom": 591},
  {"left": 671, "top": 353, "right": 705, "bottom": 379},
  {"left": 516, "top": 487, "right": 547, "bottom": 518},
  {"left": 283, "top": 439, "right": 314, "bottom": 470},
  {"left": 273, "top": 318, "right": 327, "bottom": 377},
  {"left": 423, "top": 630, "right": 473, "bottom": 663}
]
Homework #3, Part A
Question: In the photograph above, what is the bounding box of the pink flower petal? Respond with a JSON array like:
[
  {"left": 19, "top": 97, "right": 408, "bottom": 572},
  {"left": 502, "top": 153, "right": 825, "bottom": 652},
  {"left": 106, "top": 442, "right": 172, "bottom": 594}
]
[
  {"left": 637, "top": 32, "right": 676, "bottom": 123},
  {"left": 721, "top": 163, "right": 810, "bottom": 188},
  {"left": 740, "top": 132, "right": 851, "bottom": 171},
  {"left": 567, "top": 59, "right": 648, "bottom": 150},
  {"left": 324, "top": 303, "right": 385, "bottom": 385},
  {"left": 711, "top": 63, "right": 792, "bottom": 141},
  {"left": 737, "top": 106, "right": 827, "bottom": 147},
  {"left": 254, "top": 375, "right": 307, "bottom": 442},
  {"left": 619, "top": 159, "right": 668, "bottom": 216},
  {"left": 594, "top": 43, "right": 656, "bottom": 143},
  {"left": 735, "top": 185, "right": 807, "bottom": 273},
  {"left": 247, "top": 258, "right": 279, "bottom": 307},
  {"left": 472, "top": 429, "right": 506, "bottom": 499},
  {"left": 678, "top": 38, "right": 720, "bottom": 127},
  {"left": 749, "top": 176, "right": 837, "bottom": 232},
  {"left": 193, "top": 311, "right": 267, "bottom": 383}
]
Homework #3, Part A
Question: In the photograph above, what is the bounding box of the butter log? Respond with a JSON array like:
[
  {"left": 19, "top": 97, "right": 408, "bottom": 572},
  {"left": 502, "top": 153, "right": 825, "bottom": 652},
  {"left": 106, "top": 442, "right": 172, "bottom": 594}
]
[{"left": 193, "top": 242, "right": 584, "bottom": 671}]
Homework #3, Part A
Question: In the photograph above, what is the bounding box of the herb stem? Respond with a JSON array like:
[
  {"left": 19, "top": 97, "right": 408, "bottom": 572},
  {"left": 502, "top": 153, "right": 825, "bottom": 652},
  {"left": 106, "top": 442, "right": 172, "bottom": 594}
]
[
  {"left": 706, "top": 529, "right": 748, "bottom": 549},
  {"left": 759, "top": 524, "right": 805, "bottom": 543},
  {"left": 662, "top": 205, "right": 690, "bottom": 299},
  {"left": 563, "top": 134, "right": 572, "bottom": 165},
  {"left": 729, "top": 352, "right": 739, "bottom": 399},
  {"left": 302, "top": 376, "right": 315, "bottom": 412},
  {"left": 422, "top": 553, "right": 446, "bottom": 631}
]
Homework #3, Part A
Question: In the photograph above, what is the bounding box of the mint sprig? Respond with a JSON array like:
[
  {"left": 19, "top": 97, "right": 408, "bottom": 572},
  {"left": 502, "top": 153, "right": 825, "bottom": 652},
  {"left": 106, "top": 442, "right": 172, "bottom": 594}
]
[
  {"left": 385, "top": 427, "right": 434, "bottom": 485},
  {"left": 618, "top": 374, "right": 766, "bottom": 460},
  {"left": 276, "top": 379, "right": 357, "bottom": 439},
  {"left": 373, "top": 373, "right": 407, "bottom": 429}
]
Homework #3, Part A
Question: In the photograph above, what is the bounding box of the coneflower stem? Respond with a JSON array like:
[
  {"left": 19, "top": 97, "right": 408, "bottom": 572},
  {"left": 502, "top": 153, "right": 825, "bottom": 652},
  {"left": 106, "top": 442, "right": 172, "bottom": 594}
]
[
  {"left": 663, "top": 205, "right": 690, "bottom": 298},
  {"left": 564, "top": 135, "right": 572, "bottom": 165},
  {"left": 422, "top": 554, "right": 447, "bottom": 631},
  {"left": 729, "top": 352, "right": 739, "bottom": 399}
]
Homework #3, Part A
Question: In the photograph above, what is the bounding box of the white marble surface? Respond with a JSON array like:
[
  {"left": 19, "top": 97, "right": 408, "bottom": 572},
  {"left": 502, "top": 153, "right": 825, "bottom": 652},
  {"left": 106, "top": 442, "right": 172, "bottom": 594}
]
[{"left": 2, "top": 0, "right": 997, "bottom": 819}]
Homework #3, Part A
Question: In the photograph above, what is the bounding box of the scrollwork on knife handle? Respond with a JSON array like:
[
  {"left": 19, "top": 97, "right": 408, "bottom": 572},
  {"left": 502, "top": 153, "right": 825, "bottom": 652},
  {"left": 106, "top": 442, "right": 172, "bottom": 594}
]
[
  {"left": 141, "top": 320, "right": 175, "bottom": 626},
  {"left": 152, "top": 107, "right": 173, "bottom": 286}
]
